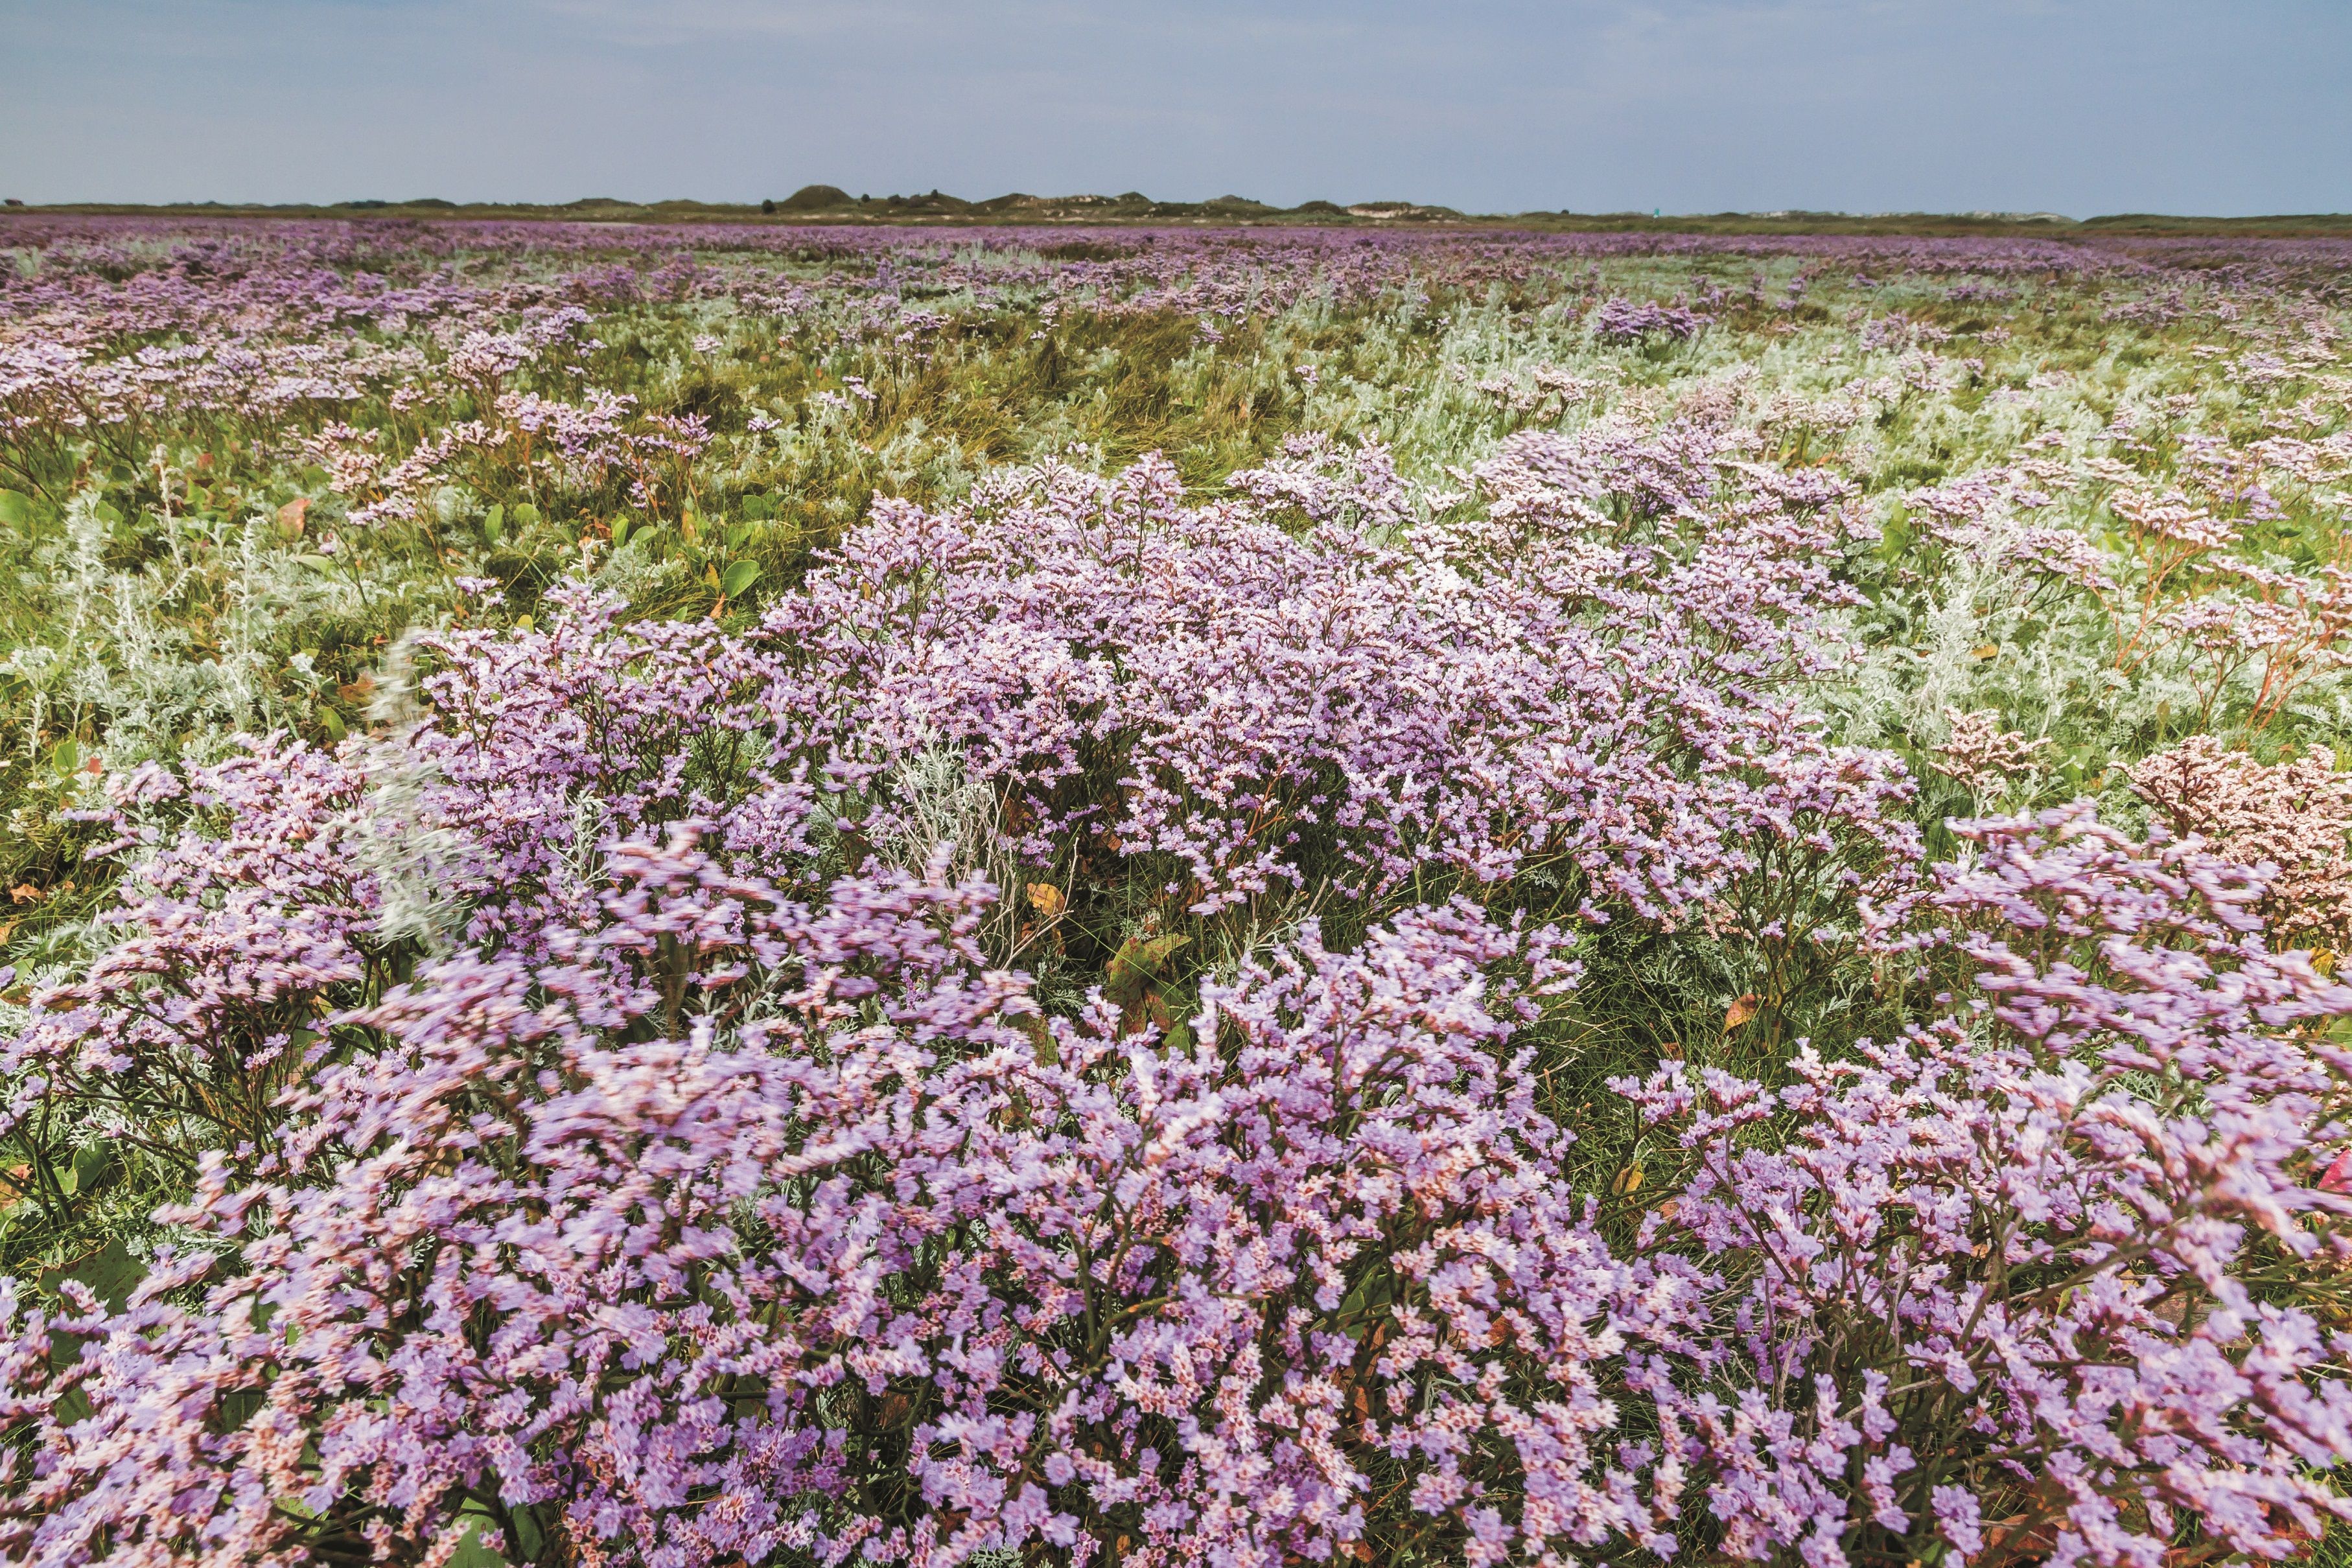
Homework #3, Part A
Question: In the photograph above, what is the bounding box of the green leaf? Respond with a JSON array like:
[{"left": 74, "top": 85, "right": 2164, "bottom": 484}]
[
  {"left": 93, "top": 500, "right": 123, "bottom": 525},
  {"left": 0, "top": 491, "right": 30, "bottom": 527},
  {"left": 482, "top": 503, "right": 505, "bottom": 544},
  {"left": 610, "top": 516, "right": 633, "bottom": 548},
  {"left": 511, "top": 502, "right": 541, "bottom": 527},
  {"left": 448, "top": 1513, "right": 512, "bottom": 1568},
  {"left": 721, "top": 560, "right": 761, "bottom": 599},
  {"left": 1011, "top": 1010, "right": 1058, "bottom": 1066},
  {"left": 71, "top": 1142, "right": 115, "bottom": 1195},
  {"left": 318, "top": 705, "right": 347, "bottom": 742},
  {"left": 1104, "top": 932, "right": 1190, "bottom": 1006},
  {"left": 39, "top": 1239, "right": 145, "bottom": 1311},
  {"left": 506, "top": 1506, "right": 547, "bottom": 1563},
  {"left": 295, "top": 553, "right": 336, "bottom": 571}
]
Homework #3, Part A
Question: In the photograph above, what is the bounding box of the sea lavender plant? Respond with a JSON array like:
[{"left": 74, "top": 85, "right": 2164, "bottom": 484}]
[
  {"left": 1622, "top": 805, "right": 2352, "bottom": 1568},
  {"left": 5, "top": 213, "right": 2352, "bottom": 1568}
]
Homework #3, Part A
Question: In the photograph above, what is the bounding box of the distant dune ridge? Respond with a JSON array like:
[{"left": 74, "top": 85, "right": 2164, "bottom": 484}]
[{"left": 5, "top": 185, "right": 2346, "bottom": 235}]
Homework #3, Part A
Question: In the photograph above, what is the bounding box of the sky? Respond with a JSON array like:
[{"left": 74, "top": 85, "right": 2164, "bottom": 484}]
[{"left": 3, "top": 0, "right": 2347, "bottom": 217}]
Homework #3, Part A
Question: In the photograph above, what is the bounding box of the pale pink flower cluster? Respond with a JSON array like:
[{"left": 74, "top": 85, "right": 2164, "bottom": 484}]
[
  {"left": 1930, "top": 708, "right": 2051, "bottom": 797},
  {"left": 2130, "top": 734, "right": 2352, "bottom": 953}
]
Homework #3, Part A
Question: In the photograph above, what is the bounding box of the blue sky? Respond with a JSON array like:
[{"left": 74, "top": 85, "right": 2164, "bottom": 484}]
[{"left": 4, "top": 0, "right": 2347, "bottom": 216}]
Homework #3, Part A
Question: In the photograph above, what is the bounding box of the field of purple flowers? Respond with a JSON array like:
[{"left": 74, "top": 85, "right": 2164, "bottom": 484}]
[{"left": 4, "top": 215, "right": 2352, "bottom": 1568}]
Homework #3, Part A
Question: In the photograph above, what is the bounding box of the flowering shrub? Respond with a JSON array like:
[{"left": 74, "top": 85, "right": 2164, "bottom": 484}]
[
  {"left": 277, "top": 424, "right": 1911, "bottom": 974},
  {"left": 3, "top": 743, "right": 383, "bottom": 1165},
  {"left": 9, "top": 800, "right": 2352, "bottom": 1568},
  {"left": 6, "top": 867, "right": 1700, "bottom": 1568},
  {"left": 1590, "top": 297, "right": 1712, "bottom": 345},
  {"left": 1625, "top": 806, "right": 2352, "bottom": 1568}
]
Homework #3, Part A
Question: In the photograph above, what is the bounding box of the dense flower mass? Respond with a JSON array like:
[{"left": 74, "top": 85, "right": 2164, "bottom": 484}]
[{"left": 3, "top": 215, "right": 2352, "bottom": 1567}]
